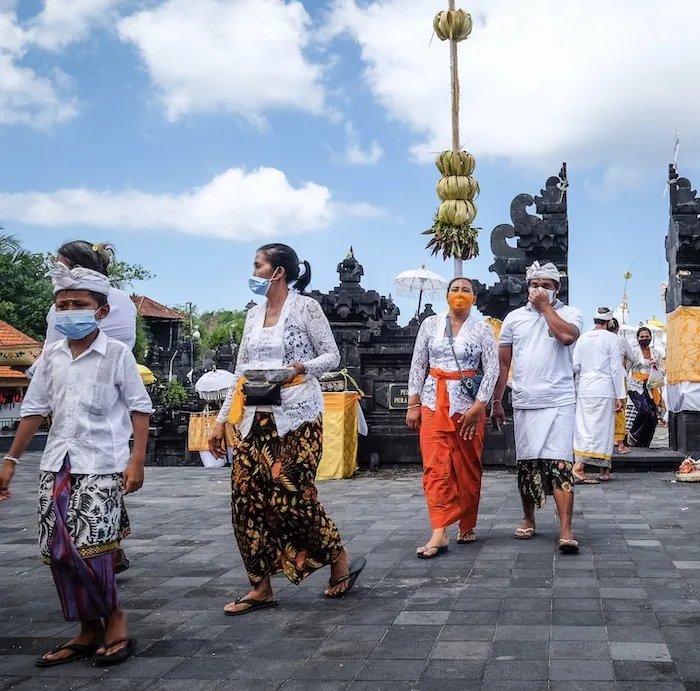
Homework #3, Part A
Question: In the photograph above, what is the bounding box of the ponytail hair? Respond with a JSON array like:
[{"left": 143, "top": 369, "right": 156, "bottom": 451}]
[
  {"left": 257, "top": 243, "right": 312, "bottom": 293},
  {"left": 57, "top": 240, "right": 114, "bottom": 277}
]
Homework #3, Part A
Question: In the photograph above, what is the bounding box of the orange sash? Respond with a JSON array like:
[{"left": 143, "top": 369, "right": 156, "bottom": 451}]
[
  {"left": 228, "top": 376, "right": 306, "bottom": 426},
  {"left": 632, "top": 372, "right": 661, "bottom": 406},
  {"left": 429, "top": 368, "right": 477, "bottom": 432}
]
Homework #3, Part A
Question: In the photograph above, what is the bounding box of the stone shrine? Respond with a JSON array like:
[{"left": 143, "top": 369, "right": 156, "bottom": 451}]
[{"left": 666, "top": 165, "right": 700, "bottom": 455}]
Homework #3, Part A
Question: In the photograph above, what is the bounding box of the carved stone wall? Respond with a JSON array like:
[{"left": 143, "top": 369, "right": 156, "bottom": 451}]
[{"left": 474, "top": 164, "right": 570, "bottom": 320}]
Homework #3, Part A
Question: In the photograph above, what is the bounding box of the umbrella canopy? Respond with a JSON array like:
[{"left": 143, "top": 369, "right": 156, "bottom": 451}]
[
  {"left": 195, "top": 368, "right": 236, "bottom": 401},
  {"left": 393, "top": 264, "right": 450, "bottom": 300},
  {"left": 137, "top": 364, "right": 156, "bottom": 385}
]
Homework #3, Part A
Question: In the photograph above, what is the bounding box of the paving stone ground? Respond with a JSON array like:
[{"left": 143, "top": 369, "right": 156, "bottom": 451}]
[{"left": 3, "top": 458, "right": 700, "bottom": 690}]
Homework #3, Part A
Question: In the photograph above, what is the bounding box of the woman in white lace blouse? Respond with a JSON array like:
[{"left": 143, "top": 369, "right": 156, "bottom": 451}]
[
  {"left": 407, "top": 278, "right": 498, "bottom": 558},
  {"left": 209, "top": 244, "right": 365, "bottom": 615}
]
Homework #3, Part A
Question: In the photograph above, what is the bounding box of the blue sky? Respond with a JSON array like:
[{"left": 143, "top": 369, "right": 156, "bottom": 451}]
[{"left": 2, "top": 0, "right": 697, "bottom": 328}]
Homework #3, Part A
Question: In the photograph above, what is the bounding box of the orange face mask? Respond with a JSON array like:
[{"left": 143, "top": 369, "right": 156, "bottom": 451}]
[{"left": 447, "top": 292, "right": 474, "bottom": 312}]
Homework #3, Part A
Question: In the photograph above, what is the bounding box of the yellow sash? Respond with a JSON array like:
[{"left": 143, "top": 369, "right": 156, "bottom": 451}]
[{"left": 228, "top": 376, "right": 306, "bottom": 425}]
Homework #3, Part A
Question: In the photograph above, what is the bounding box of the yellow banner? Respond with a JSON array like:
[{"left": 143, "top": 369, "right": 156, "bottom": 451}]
[
  {"left": 317, "top": 392, "right": 361, "bottom": 480},
  {"left": 666, "top": 306, "right": 700, "bottom": 384}
]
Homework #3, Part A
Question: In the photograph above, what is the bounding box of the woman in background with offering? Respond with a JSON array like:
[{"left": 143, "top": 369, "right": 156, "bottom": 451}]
[
  {"left": 627, "top": 326, "right": 664, "bottom": 448},
  {"left": 209, "top": 243, "right": 365, "bottom": 615},
  {"left": 406, "top": 278, "right": 499, "bottom": 558}
]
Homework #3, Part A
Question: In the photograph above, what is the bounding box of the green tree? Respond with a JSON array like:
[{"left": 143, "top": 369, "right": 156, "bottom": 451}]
[
  {"left": 0, "top": 239, "right": 53, "bottom": 340},
  {"left": 133, "top": 314, "right": 152, "bottom": 364},
  {"left": 200, "top": 309, "right": 246, "bottom": 350},
  {"left": 108, "top": 260, "right": 155, "bottom": 289}
]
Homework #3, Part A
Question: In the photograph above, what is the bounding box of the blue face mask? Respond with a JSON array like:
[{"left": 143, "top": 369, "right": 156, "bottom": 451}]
[
  {"left": 249, "top": 276, "right": 272, "bottom": 296},
  {"left": 54, "top": 309, "right": 100, "bottom": 340},
  {"left": 248, "top": 268, "right": 280, "bottom": 297}
]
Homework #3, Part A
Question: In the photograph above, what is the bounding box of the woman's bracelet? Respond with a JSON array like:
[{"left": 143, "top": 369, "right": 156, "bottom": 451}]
[
  {"left": 492, "top": 399, "right": 502, "bottom": 406},
  {"left": 3, "top": 455, "right": 20, "bottom": 465},
  {"left": 407, "top": 404, "right": 421, "bottom": 410}
]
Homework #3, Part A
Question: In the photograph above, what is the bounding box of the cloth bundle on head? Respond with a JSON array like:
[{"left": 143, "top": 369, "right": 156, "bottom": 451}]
[
  {"left": 595, "top": 308, "right": 613, "bottom": 321},
  {"left": 47, "top": 262, "right": 111, "bottom": 296},
  {"left": 526, "top": 261, "right": 560, "bottom": 284}
]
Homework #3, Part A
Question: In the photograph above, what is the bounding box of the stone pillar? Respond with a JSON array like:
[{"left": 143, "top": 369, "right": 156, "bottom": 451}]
[{"left": 666, "top": 165, "right": 700, "bottom": 455}]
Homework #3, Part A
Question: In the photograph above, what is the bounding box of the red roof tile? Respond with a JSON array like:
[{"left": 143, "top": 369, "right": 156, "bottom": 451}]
[
  {"left": 0, "top": 320, "right": 40, "bottom": 350},
  {"left": 0, "top": 366, "right": 27, "bottom": 380},
  {"left": 131, "top": 295, "right": 185, "bottom": 321}
]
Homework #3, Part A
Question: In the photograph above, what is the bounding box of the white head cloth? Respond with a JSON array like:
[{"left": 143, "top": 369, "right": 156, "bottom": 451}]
[
  {"left": 47, "top": 262, "right": 111, "bottom": 296},
  {"left": 526, "top": 261, "right": 560, "bottom": 284},
  {"left": 595, "top": 308, "right": 614, "bottom": 321}
]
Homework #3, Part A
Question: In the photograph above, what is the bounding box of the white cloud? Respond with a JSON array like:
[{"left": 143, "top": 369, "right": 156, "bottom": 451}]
[
  {"left": 0, "top": 166, "right": 381, "bottom": 239},
  {"left": 342, "top": 122, "right": 384, "bottom": 165},
  {"left": 118, "top": 0, "right": 326, "bottom": 123},
  {"left": 328, "top": 0, "right": 700, "bottom": 179},
  {"left": 0, "top": 9, "right": 77, "bottom": 128},
  {"left": 26, "top": 0, "right": 125, "bottom": 50}
]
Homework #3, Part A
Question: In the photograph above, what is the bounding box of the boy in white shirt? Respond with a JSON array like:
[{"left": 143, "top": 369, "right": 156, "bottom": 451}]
[{"left": 0, "top": 263, "right": 152, "bottom": 667}]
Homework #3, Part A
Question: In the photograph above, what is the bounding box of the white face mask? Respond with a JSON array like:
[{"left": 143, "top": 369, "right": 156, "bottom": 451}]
[{"left": 529, "top": 287, "right": 556, "bottom": 304}]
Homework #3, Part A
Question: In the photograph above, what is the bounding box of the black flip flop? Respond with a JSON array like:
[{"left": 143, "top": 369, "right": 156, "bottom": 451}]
[
  {"left": 558, "top": 538, "right": 580, "bottom": 555},
  {"left": 35, "top": 643, "right": 99, "bottom": 668},
  {"left": 324, "top": 556, "right": 367, "bottom": 598},
  {"left": 457, "top": 531, "right": 476, "bottom": 545},
  {"left": 416, "top": 544, "right": 449, "bottom": 560},
  {"left": 224, "top": 597, "right": 279, "bottom": 616},
  {"left": 91, "top": 638, "right": 137, "bottom": 666}
]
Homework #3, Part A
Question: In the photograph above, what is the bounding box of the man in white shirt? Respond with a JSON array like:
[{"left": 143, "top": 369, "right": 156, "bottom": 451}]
[
  {"left": 492, "top": 261, "right": 584, "bottom": 554},
  {"left": 572, "top": 309, "right": 626, "bottom": 483},
  {"left": 0, "top": 263, "right": 152, "bottom": 667}
]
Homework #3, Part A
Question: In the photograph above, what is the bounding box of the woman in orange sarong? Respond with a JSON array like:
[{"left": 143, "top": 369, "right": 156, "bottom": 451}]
[{"left": 406, "top": 278, "right": 499, "bottom": 559}]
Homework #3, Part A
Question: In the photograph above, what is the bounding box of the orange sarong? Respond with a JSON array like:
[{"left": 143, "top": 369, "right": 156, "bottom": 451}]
[
  {"left": 420, "top": 407, "right": 485, "bottom": 533},
  {"left": 429, "top": 367, "right": 477, "bottom": 432}
]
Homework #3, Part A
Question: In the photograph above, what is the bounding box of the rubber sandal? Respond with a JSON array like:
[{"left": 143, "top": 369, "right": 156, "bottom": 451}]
[
  {"left": 574, "top": 476, "right": 599, "bottom": 485},
  {"left": 224, "top": 597, "right": 279, "bottom": 616},
  {"left": 325, "top": 556, "right": 366, "bottom": 598},
  {"left": 514, "top": 527, "right": 535, "bottom": 540},
  {"left": 91, "top": 638, "right": 137, "bottom": 666},
  {"left": 558, "top": 538, "right": 580, "bottom": 555},
  {"left": 457, "top": 531, "right": 476, "bottom": 545},
  {"left": 416, "top": 545, "right": 449, "bottom": 560},
  {"left": 35, "top": 643, "right": 99, "bottom": 668}
]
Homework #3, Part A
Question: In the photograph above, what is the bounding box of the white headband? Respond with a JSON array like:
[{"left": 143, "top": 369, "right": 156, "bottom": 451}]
[
  {"left": 48, "top": 262, "right": 111, "bottom": 296},
  {"left": 526, "top": 260, "right": 560, "bottom": 284}
]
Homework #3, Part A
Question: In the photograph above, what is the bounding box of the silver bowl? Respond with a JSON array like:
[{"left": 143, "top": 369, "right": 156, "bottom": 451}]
[{"left": 244, "top": 368, "right": 293, "bottom": 384}]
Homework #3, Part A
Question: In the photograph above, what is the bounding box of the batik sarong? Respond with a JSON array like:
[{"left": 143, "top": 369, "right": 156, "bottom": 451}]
[
  {"left": 573, "top": 397, "right": 615, "bottom": 469},
  {"left": 38, "top": 457, "right": 122, "bottom": 621},
  {"left": 230, "top": 413, "right": 344, "bottom": 585},
  {"left": 419, "top": 407, "right": 485, "bottom": 534},
  {"left": 514, "top": 405, "right": 575, "bottom": 508}
]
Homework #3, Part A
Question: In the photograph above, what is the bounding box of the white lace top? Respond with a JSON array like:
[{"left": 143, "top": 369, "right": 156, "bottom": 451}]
[
  {"left": 628, "top": 345, "right": 665, "bottom": 395},
  {"left": 217, "top": 292, "right": 340, "bottom": 438},
  {"left": 408, "top": 314, "right": 499, "bottom": 417}
]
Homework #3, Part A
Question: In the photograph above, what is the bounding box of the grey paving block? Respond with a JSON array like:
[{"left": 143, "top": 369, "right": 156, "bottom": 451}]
[
  {"left": 549, "top": 659, "right": 615, "bottom": 681},
  {"left": 482, "top": 659, "right": 548, "bottom": 681},
  {"left": 609, "top": 642, "right": 672, "bottom": 662},
  {"left": 430, "top": 642, "right": 491, "bottom": 660},
  {"left": 613, "top": 660, "right": 680, "bottom": 681},
  {"left": 550, "top": 641, "right": 609, "bottom": 659},
  {"left": 355, "top": 659, "right": 425, "bottom": 681}
]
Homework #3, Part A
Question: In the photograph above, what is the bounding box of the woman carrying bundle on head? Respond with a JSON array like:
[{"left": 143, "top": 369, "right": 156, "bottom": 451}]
[
  {"left": 406, "top": 278, "right": 499, "bottom": 558},
  {"left": 208, "top": 243, "right": 365, "bottom": 615}
]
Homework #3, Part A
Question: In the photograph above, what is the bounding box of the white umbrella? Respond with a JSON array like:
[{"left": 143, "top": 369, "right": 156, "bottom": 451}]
[
  {"left": 394, "top": 264, "right": 449, "bottom": 317},
  {"left": 195, "top": 368, "right": 236, "bottom": 401}
]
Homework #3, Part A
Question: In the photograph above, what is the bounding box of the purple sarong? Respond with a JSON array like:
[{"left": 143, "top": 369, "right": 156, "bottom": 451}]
[{"left": 48, "top": 458, "right": 120, "bottom": 621}]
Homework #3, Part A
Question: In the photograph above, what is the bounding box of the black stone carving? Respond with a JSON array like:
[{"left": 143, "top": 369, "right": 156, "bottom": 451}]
[
  {"left": 474, "top": 163, "right": 570, "bottom": 320},
  {"left": 666, "top": 164, "right": 700, "bottom": 455}
]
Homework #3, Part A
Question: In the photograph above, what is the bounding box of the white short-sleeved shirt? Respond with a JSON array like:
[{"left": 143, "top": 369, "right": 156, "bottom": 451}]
[
  {"left": 499, "top": 301, "right": 584, "bottom": 409},
  {"left": 45, "top": 286, "right": 137, "bottom": 349},
  {"left": 21, "top": 331, "right": 154, "bottom": 473},
  {"left": 573, "top": 329, "right": 626, "bottom": 399}
]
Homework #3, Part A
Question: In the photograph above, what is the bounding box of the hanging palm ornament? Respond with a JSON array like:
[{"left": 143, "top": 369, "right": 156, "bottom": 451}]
[{"left": 423, "top": 3, "right": 479, "bottom": 278}]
